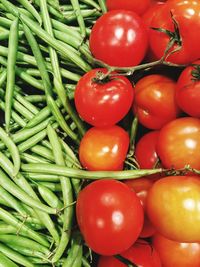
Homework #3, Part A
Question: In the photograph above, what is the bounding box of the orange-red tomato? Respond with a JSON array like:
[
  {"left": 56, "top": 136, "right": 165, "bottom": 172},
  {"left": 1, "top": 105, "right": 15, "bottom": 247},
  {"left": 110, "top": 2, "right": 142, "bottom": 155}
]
[
  {"left": 153, "top": 233, "right": 200, "bottom": 267},
  {"left": 147, "top": 176, "right": 200, "bottom": 242},
  {"left": 133, "top": 74, "right": 180, "bottom": 129}
]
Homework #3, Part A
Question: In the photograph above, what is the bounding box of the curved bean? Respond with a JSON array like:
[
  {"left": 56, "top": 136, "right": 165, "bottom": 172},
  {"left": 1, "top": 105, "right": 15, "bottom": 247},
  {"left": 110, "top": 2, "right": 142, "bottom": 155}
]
[{"left": 0, "top": 251, "right": 18, "bottom": 267}]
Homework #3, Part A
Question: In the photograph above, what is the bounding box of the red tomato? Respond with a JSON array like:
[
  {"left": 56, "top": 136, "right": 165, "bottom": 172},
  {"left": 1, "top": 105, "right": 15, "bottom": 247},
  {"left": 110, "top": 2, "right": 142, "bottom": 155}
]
[
  {"left": 176, "top": 60, "right": 200, "bottom": 117},
  {"left": 79, "top": 126, "right": 129, "bottom": 171},
  {"left": 106, "top": 0, "right": 152, "bottom": 16},
  {"left": 153, "top": 233, "right": 200, "bottom": 267},
  {"left": 89, "top": 10, "right": 148, "bottom": 67},
  {"left": 135, "top": 131, "right": 160, "bottom": 169},
  {"left": 74, "top": 68, "right": 134, "bottom": 127},
  {"left": 147, "top": 176, "right": 200, "bottom": 242},
  {"left": 156, "top": 117, "right": 200, "bottom": 169},
  {"left": 125, "top": 178, "right": 156, "bottom": 238},
  {"left": 133, "top": 74, "right": 180, "bottom": 129},
  {"left": 97, "top": 239, "right": 161, "bottom": 266},
  {"left": 76, "top": 179, "right": 144, "bottom": 255},
  {"left": 149, "top": 0, "right": 200, "bottom": 64}
]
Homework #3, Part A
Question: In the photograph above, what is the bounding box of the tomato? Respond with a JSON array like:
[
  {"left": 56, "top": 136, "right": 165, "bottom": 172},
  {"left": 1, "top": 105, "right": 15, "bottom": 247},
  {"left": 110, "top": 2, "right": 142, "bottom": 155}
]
[
  {"left": 153, "top": 233, "right": 200, "bottom": 267},
  {"left": 176, "top": 60, "right": 200, "bottom": 117},
  {"left": 106, "top": 0, "right": 152, "bottom": 16},
  {"left": 76, "top": 179, "right": 144, "bottom": 255},
  {"left": 156, "top": 117, "right": 200, "bottom": 169},
  {"left": 89, "top": 10, "right": 148, "bottom": 67},
  {"left": 133, "top": 74, "right": 180, "bottom": 129},
  {"left": 125, "top": 178, "right": 156, "bottom": 238},
  {"left": 135, "top": 131, "right": 160, "bottom": 169},
  {"left": 147, "top": 176, "right": 200, "bottom": 242},
  {"left": 149, "top": 0, "right": 200, "bottom": 64},
  {"left": 74, "top": 68, "right": 134, "bottom": 127},
  {"left": 97, "top": 239, "right": 161, "bottom": 267},
  {"left": 79, "top": 125, "right": 129, "bottom": 171}
]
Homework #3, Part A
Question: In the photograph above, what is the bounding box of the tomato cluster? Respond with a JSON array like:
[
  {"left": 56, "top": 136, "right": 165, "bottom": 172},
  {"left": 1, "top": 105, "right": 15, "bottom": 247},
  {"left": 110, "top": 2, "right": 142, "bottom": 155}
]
[{"left": 74, "top": 0, "right": 200, "bottom": 266}]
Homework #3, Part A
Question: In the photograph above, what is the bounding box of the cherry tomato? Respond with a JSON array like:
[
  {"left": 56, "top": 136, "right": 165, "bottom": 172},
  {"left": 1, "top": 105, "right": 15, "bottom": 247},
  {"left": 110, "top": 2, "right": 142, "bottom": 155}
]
[
  {"left": 135, "top": 131, "right": 160, "bottom": 169},
  {"left": 89, "top": 10, "right": 148, "bottom": 67},
  {"left": 147, "top": 176, "right": 200, "bottom": 242},
  {"left": 125, "top": 178, "right": 156, "bottom": 238},
  {"left": 149, "top": 0, "right": 200, "bottom": 64},
  {"left": 156, "top": 117, "right": 200, "bottom": 169},
  {"left": 133, "top": 74, "right": 180, "bottom": 129},
  {"left": 79, "top": 125, "right": 130, "bottom": 171},
  {"left": 74, "top": 68, "right": 134, "bottom": 127},
  {"left": 76, "top": 179, "right": 144, "bottom": 255},
  {"left": 176, "top": 60, "right": 200, "bottom": 117},
  {"left": 106, "top": 0, "right": 152, "bottom": 16},
  {"left": 153, "top": 233, "right": 200, "bottom": 267},
  {"left": 97, "top": 239, "right": 161, "bottom": 266}
]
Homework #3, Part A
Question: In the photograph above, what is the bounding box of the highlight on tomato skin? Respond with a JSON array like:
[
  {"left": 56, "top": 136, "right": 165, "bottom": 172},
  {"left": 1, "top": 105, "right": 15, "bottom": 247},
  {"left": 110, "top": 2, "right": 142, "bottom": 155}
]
[
  {"left": 76, "top": 179, "right": 144, "bottom": 256},
  {"left": 147, "top": 176, "right": 200, "bottom": 243},
  {"left": 97, "top": 239, "right": 162, "bottom": 267},
  {"left": 89, "top": 10, "right": 149, "bottom": 67},
  {"left": 152, "top": 233, "right": 200, "bottom": 267}
]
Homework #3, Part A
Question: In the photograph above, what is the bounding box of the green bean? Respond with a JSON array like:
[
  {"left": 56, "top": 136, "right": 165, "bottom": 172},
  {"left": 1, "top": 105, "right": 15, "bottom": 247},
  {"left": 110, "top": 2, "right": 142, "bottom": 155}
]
[
  {"left": 47, "top": 0, "right": 60, "bottom": 10},
  {"left": 30, "top": 144, "right": 55, "bottom": 162},
  {"left": 0, "top": 68, "right": 6, "bottom": 87},
  {"left": 61, "top": 8, "right": 100, "bottom": 23},
  {"left": 0, "top": 127, "right": 20, "bottom": 176},
  {"left": 23, "top": 173, "right": 60, "bottom": 182},
  {"left": 63, "top": 233, "right": 82, "bottom": 267},
  {"left": 48, "top": 125, "right": 73, "bottom": 262},
  {"left": 71, "top": 245, "right": 83, "bottom": 267},
  {"left": 0, "top": 242, "right": 34, "bottom": 267},
  {"left": 0, "top": 235, "right": 50, "bottom": 255},
  {"left": 21, "top": 153, "right": 51, "bottom": 164},
  {"left": 82, "top": 256, "right": 91, "bottom": 267},
  {"left": 70, "top": 0, "right": 86, "bottom": 38},
  {"left": 38, "top": 184, "right": 63, "bottom": 209},
  {"left": 0, "top": 45, "right": 81, "bottom": 81},
  {"left": 0, "top": 207, "right": 49, "bottom": 247},
  {"left": 0, "top": 168, "right": 57, "bottom": 215},
  {"left": 17, "top": 0, "right": 42, "bottom": 25},
  {"left": 0, "top": 251, "right": 18, "bottom": 267},
  {"left": 0, "top": 224, "right": 18, "bottom": 235},
  {"left": 24, "top": 68, "right": 41, "bottom": 77},
  {"left": 5, "top": 18, "right": 19, "bottom": 132},
  {"left": 38, "top": 182, "right": 62, "bottom": 192},
  {"left": 0, "top": 152, "right": 60, "bottom": 245},
  {"left": 0, "top": 186, "right": 28, "bottom": 217},
  {"left": 24, "top": 94, "right": 46, "bottom": 103},
  {"left": 21, "top": 163, "right": 163, "bottom": 180},
  {"left": 98, "top": 0, "right": 107, "bottom": 13},
  {"left": 80, "top": 0, "right": 101, "bottom": 10},
  {"left": 14, "top": 92, "right": 39, "bottom": 115},
  {"left": 12, "top": 213, "right": 42, "bottom": 226},
  {"left": 40, "top": 0, "right": 67, "bottom": 109}
]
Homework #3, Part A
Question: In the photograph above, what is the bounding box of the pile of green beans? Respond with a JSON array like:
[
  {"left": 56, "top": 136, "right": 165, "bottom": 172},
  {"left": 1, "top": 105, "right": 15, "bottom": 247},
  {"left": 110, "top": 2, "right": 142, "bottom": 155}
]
[{"left": 0, "top": 0, "right": 163, "bottom": 266}]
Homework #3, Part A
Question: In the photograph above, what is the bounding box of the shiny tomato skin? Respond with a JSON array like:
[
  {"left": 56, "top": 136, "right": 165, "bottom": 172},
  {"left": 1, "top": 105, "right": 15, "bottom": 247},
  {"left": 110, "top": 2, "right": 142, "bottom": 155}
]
[
  {"left": 176, "top": 60, "right": 200, "bottom": 117},
  {"left": 76, "top": 179, "right": 144, "bottom": 255},
  {"left": 74, "top": 68, "right": 134, "bottom": 127},
  {"left": 89, "top": 10, "right": 148, "bottom": 67},
  {"left": 135, "top": 131, "right": 160, "bottom": 169},
  {"left": 133, "top": 74, "right": 180, "bottom": 130},
  {"left": 125, "top": 178, "right": 156, "bottom": 238},
  {"left": 149, "top": 0, "right": 200, "bottom": 64},
  {"left": 156, "top": 117, "right": 200, "bottom": 169},
  {"left": 79, "top": 126, "right": 130, "bottom": 171},
  {"left": 153, "top": 233, "right": 200, "bottom": 267},
  {"left": 97, "top": 239, "right": 162, "bottom": 267},
  {"left": 147, "top": 176, "right": 200, "bottom": 242},
  {"left": 106, "top": 0, "right": 152, "bottom": 16}
]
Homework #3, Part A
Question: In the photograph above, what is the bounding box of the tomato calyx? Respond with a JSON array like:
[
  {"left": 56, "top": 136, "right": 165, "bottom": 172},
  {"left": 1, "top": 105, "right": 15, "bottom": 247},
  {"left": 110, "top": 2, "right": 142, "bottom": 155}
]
[
  {"left": 191, "top": 64, "right": 200, "bottom": 81},
  {"left": 92, "top": 70, "right": 112, "bottom": 84},
  {"left": 115, "top": 254, "right": 138, "bottom": 267}
]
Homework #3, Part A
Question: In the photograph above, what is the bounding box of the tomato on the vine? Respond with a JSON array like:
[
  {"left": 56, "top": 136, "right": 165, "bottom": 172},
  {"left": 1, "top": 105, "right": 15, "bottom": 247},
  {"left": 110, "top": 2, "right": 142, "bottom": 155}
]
[
  {"left": 106, "top": 0, "right": 152, "bottom": 16},
  {"left": 153, "top": 233, "right": 200, "bottom": 267},
  {"left": 76, "top": 179, "right": 144, "bottom": 255},
  {"left": 147, "top": 176, "right": 200, "bottom": 242},
  {"left": 149, "top": 0, "right": 200, "bottom": 64},
  {"left": 133, "top": 74, "right": 180, "bottom": 129},
  {"left": 176, "top": 60, "right": 200, "bottom": 117},
  {"left": 125, "top": 178, "right": 156, "bottom": 238},
  {"left": 97, "top": 239, "right": 161, "bottom": 266},
  {"left": 156, "top": 117, "right": 200, "bottom": 169},
  {"left": 79, "top": 125, "right": 129, "bottom": 171},
  {"left": 89, "top": 10, "right": 148, "bottom": 67},
  {"left": 74, "top": 68, "right": 134, "bottom": 127}
]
